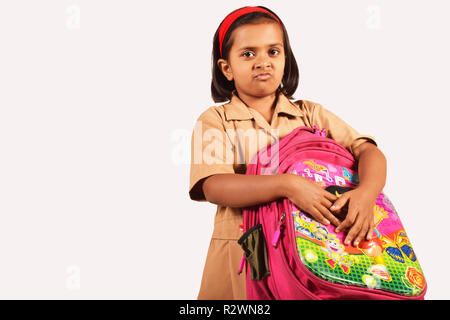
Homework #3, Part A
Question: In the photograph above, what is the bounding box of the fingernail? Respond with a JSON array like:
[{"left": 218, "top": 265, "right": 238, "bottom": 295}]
[
  {"left": 330, "top": 206, "right": 336, "bottom": 210},
  {"left": 324, "top": 219, "right": 330, "bottom": 225}
]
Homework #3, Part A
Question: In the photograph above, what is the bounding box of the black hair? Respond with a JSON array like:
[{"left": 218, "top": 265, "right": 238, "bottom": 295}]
[{"left": 211, "top": 6, "right": 299, "bottom": 103}]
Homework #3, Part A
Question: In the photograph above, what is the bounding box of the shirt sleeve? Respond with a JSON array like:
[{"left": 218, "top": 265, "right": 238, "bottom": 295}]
[
  {"left": 189, "top": 107, "right": 235, "bottom": 201},
  {"left": 311, "top": 103, "right": 377, "bottom": 154}
]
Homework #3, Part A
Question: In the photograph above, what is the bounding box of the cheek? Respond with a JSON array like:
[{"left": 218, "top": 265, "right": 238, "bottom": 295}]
[
  {"left": 275, "top": 59, "right": 285, "bottom": 74},
  {"left": 233, "top": 67, "right": 253, "bottom": 81}
]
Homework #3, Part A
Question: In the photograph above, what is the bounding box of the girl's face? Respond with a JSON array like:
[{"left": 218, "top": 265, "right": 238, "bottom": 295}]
[{"left": 218, "top": 21, "right": 285, "bottom": 98}]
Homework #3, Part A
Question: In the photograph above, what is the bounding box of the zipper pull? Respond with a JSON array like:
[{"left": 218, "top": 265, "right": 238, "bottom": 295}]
[
  {"left": 237, "top": 253, "right": 246, "bottom": 275},
  {"left": 313, "top": 124, "right": 327, "bottom": 137},
  {"left": 272, "top": 212, "right": 286, "bottom": 248},
  {"left": 313, "top": 124, "right": 320, "bottom": 135}
]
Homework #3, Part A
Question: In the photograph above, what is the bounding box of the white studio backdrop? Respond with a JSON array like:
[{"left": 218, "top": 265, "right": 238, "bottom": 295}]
[{"left": 0, "top": 0, "right": 448, "bottom": 299}]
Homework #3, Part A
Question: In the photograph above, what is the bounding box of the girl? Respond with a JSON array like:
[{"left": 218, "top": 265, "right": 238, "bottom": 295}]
[{"left": 189, "top": 6, "right": 387, "bottom": 300}]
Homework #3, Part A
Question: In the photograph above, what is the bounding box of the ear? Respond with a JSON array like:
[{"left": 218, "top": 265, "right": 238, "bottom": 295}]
[{"left": 217, "top": 58, "right": 233, "bottom": 81}]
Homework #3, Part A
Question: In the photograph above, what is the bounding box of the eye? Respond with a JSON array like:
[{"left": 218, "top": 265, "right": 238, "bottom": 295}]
[
  {"left": 242, "top": 51, "right": 255, "bottom": 58},
  {"left": 270, "top": 48, "right": 280, "bottom": 55}
]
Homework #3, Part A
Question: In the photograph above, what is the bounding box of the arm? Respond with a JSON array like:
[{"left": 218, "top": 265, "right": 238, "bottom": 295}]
[
  {"left": 203, "top": 174, "right": 288, "bottom": 208},
  {"left": 354, "top": 141, "right": 387, "bottom": 198},
  {"left": 332, "top": 142, "right": 387, "bottom": 246},
  {"left": 203, "top": 173, "right": 341, "bottom": 226}
]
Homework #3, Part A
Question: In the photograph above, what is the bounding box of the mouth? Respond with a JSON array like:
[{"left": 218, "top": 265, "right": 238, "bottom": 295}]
[{"left": 254, "top": 73, "right": 272, "bottom": 80}]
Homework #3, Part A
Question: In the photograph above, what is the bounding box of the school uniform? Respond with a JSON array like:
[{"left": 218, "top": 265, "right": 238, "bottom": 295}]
[{"left": 189, "top": 90, "right": 377, "bottom": 300}]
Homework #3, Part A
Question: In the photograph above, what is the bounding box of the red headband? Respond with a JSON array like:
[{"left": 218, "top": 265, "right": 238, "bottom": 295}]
[{"left": 218, "top": 7, "right": 281, "bottom": 57}]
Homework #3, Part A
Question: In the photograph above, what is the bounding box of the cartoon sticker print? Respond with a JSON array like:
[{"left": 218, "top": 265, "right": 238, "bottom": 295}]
[
  {"left": 291, "top": 159, "right": 425, "bottom": 296},
  {"left": 294, "top": 211, "right": 329, "bottom": 241},
  {"left": 368, "top": 264, "right": 391, "bottom": 282},
  {"left": 342, "top": 167, "right": 359, "bottom": 184},
  {"left": 383, "top": 231, "right": 417, "bottom": 264},
  {"left": 303, "top": 160, "right": 327, "bottom": 173},
  {"left": 403, "top": 266, "right": 426, "bottom": 292},
  {"left": 320, "top": 235, "right": 354, "bottom": 274},
  {"left": 358, "top": 204, "right": 390, "bottom": 268}
]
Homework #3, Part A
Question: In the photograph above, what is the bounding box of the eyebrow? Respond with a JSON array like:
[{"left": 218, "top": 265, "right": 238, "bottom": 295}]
[{"left": 237, "top": 43, "right": 283, "bottom": 51}]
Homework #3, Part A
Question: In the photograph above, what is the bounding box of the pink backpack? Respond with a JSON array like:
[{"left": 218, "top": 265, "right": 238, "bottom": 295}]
[{"left": 237, "top": 126, "right": 427, "bottom": 300}]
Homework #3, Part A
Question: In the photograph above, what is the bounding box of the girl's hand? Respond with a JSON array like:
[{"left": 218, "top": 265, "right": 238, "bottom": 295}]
[
  {"left": 285, "top": 175, "right": 341, "bottom": 226},
  {"left": 331, "top": 187, "right": 377, "bottom": 247}
]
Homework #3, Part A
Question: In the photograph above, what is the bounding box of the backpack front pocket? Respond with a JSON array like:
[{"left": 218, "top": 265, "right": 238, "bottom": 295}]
[{"left": 237, "top": 224, "right": 270, "bottom": 281}]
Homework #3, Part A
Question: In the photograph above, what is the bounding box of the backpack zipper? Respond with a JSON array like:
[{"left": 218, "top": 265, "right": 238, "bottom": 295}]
[{"left": 271, "top": 212, "right": 286, "bottom": 248}]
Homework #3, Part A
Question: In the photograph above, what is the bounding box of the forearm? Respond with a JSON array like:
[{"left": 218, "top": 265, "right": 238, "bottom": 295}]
[
  {"left": 203, "top": 173, "right": 292, "bottom": 208},
  {"left": 356, "top": 144, "right": 387, "bottom": 197}
]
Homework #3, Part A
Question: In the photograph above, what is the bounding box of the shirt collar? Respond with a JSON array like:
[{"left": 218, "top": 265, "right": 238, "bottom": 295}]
[{"left": 224, "top": 89, "right": 304, "bottom": 121}]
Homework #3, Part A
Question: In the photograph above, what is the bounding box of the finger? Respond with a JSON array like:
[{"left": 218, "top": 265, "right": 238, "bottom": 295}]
[
  {"left": 366, "top": 219, "right": 375, "bottom": 240},
  {"left": 353, "top": 220, "right": 369, "bottom": 247},
  {"left": 330, "top": 205, "right": 345, "bottom": 216},
  {"left": 309, "top": 207, "right": 331, "bottom": 226},
  {"left": 330, "top": 193, "right": 349, "bottom": 213},
  {"left": 335, "top": 206, "right": 356, "bottom": 233},
  {"left": 329, "top": 201, "right": 347, "bottom": 218},
  {"left": 320, "top": 197, "right": 333, "bottom": 210},
  {"left": 316, "top": 204, "right": 341, "bottom": 227},
  {"left": 322, "top": 201, "right": 345, "bottom": 221},
  {"left": 323, "top": 191, "right": 338, "bottom": 202},
  {"left": 344, "top": 216, "right": 363, "bottom": 246}
]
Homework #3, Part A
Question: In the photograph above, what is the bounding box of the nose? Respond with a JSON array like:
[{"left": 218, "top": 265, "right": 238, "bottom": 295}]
[
  {"left": 255, "top": 61, "right": 271, "bottom": 70},
  {"left": 254, "top": 56, "right": 272, "bottom": 70}
]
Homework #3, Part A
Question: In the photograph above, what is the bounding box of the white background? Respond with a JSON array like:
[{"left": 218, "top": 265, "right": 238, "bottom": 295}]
[{"left": 0, "top": 0, "right": 448, "bottom": 299}]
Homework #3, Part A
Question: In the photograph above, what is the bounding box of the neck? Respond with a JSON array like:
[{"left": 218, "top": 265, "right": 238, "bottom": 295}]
[{"left": 236, "top": 90, "right": 280, "bottom": 114}]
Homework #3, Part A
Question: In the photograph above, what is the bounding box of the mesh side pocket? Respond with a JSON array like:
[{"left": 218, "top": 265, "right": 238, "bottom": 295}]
[{"left": 237, "top": 224, "right": 270, "bottom": 281}]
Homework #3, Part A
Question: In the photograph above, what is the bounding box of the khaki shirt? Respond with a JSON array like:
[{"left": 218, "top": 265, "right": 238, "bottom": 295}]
[{"left": 189, "top": 90, "right": 376, "bottom": 300}]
